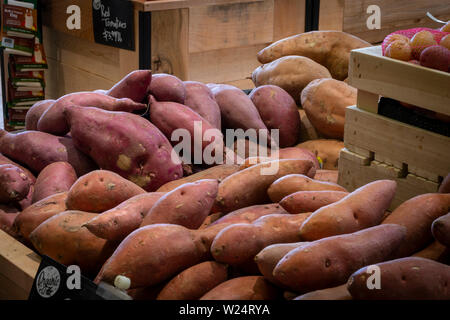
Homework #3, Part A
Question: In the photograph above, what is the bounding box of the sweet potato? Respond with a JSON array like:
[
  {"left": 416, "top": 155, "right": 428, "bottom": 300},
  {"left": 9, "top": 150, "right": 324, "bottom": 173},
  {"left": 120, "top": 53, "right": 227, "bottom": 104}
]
[
  {"left": 0, "top": 130, "right": 97, "bottom": 176},
  {"left": 32, "top": 162, "right": 77, "bottom": 203},
  {"left": 252, "top": 56, "right": 332, "bottom": 104},
  {"left": 148, "top": 95, "right": 223, "bottom": 161},
  {"left": 156, "top": 164, "right": 239, "bottom": 192},
  {"left": 0, "top": 204, "right": 20, "bottom": 237},
  {"left": 296, "top": 139, "right": 344, "bottom": 170},
  {"left": 149, "top": 73, "right": 186, "bottom": 104},
  {"left": 84, "top": 192, "right": 165, "bottom": 241},
  {"left": 230, "top": 138, "right": 272, "bottom": 162},
  {"left": 268, "top": 174, "right": 347, "bottom": 202},
  {"left": 66, "top": 170, "right": 145, "bottom": 213},
  {"left": 412, "top": 241, "right": 449, "bottom": 262},
  {"left": 199, "top": 276, "right": 279, "bottom": 300},
  {"left": 299, "top": 180, "right": 397, "bottom": 241},
  {"left": 64, "top": 105, "right": 183, "bottom": 191},
  {"left": 25, "top": 99, "right": 55, "bottom": 130},
  {"left": 314, "top": 169, "right": 339, "bottom": 184},
  {"left": 207, "top": 84, "right": 269, "bottom": 135},
  {"left": 273, "top": 224, "right": 407, "bottom": 292},
  {"left": 211, "top": 213, "right": 312, "bottom": 267},
  {"left": 432, "top": 212, "right": 450, "bottom": 247},
  {"left": 382, "top": 193, "right": 450, "bottom": 257},
  {"left": 298, "top": 109, "right": 320, "bottom": 141},
  {"left": 94, "top": 224, "right": 207, "bottom": 288},
  {"left": 198, "top": 212, "right": 222, "bottom": 229},
  {"left": 0, "top": 153, "right": 36, "bottom": 183},
  {"left": 249, "top": 85, "right": 301, "bottom": 147},
  {"left": 280, "top": 190, "right": 349, "bottom": 214},
  {"left": 255, "top": 242, "right": 308, "bottom": 286},
  {"left": 140, "top": 179, "right": 218, "bottom": 229},
  {"left": 347, "top": 257, "right": 450, "bottom": 300},
  {"left": 294, "top": 285, "right": 352, "bottom": 300},
  {"left": 106, "top": 70, "right": 152, "bottom": 103},
  {"left": 257, "top": 31, "right": 371, "bottom": 80},
  {"left": 184, "top": 81, "right": 221, "bottom": 130},
  {"left": 157, "top": 261, "right": 229, "bottom": 300},
  {"left": 29, "top": 210, "right": 118, "bottom": 276},
  {"left": 210, "top": 203, "right": 288, "bottom": 226},
  {"left": 0, "top": 164, "right": 31, "bottom": 203},
  {"left": 439, "top": 174, "right": 450, "bottom": 193},
  {"left": 37, "top": 92, "right": 147, "bottom": 135},
  {"left": 13, "top": 192, "right": 68, "bottom": 242},
  {"left": 214, "top": 159, "right": 314, "bottom": 214},
  {"left": 301, "top": 78, "right": 356, "bottom": 139}
]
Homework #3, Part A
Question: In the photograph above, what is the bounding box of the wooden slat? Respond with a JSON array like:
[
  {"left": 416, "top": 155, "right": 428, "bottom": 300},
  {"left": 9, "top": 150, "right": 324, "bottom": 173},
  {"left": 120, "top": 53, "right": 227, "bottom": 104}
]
[
  {"left": 138, "top": 0, "right": 264, "bottom": 11},
  {"left": 189, "top": 44, "right": 265, "bottom": 84},
  {"left": 119, "top": 8, "right": 141, "bottom": 76},
  {"left": 343, "top": 0, "right": 450, "bottom": 44},
  {"left": 319, "top": 0, "right": 344, "bottom": 31},
  {"left": 344, "top": 106, "right": 450, "bottom": 179},
  {"left": 0, "top": 230, "right": 41, "bottom": 299},
  {"left": 349, "top": 46, "right": 450, "bottom": 116},
  {"left": 189, "top": 1, "right": 274, "bottom": 54},
  {"left": 151, "top": 8, "right": 189, "bottom": 79},
  {"left": 273, "top": 0, "right": 305, "bottom": 41}
]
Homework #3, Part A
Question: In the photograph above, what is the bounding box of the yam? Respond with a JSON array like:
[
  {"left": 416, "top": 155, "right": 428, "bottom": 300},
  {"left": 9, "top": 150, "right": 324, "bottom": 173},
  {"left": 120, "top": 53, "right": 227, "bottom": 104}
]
[{"left": 32, "top": 162, "right": 77, "bottom": 203}]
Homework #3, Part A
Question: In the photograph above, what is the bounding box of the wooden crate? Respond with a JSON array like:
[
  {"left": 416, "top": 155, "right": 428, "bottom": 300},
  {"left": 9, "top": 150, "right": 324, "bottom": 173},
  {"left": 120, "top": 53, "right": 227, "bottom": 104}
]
[
  {"left": 338, "top": 46, "right": 450, "bottom": 209},
  {"left": 0, "top": 230, "right": 41, "bottom": 300}
]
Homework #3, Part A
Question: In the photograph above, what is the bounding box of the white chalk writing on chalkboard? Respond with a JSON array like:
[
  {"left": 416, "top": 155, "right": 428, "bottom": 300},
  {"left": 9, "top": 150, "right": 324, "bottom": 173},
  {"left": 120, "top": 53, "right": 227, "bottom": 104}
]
[{"left": 96, "top": 1, "right": 127, "bottom": 43}]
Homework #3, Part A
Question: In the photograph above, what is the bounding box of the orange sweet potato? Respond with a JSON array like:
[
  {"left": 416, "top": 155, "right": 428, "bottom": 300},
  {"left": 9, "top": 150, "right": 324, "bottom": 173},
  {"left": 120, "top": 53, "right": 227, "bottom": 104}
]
[
  {"left": 210, "top": 203, "right": 288, "bottom": 226},
  {"left": 25, "top": 99, "right": 55, "bottom": 131},
  {"left": 296, "top": 139, "right": 344, "bottom": 170},
  {"left": 0, "top": 204, "right": 20, "bottom": 237},
  {"left": 84, "top": 192, "right": 165, "bottom": 241},
  {"left": 347, "top": 257, "right": 450, "bottom": 300},
  {"left": 32, "top": 162, "right": 77, "bottom": 203},
  {"left": 273, "top": 224, "right": 407, "bottom": 292},
  {"left": 431, "top": 212, "right": 450, "bottom": 248},
  {"left": 294, "top": 284, "right": 352, "bottom": 300},
  {"left": 412, "top": 241, "right": 449, "bottom": 262},
  {"left": 199, "top": 276, "right": 279, "bottom": 300},
  {"left": 314, "top": 169, "right": 339, "bottom": 184},
  {"left": 13, "top": 192, "right": 68, "bottom": 242},
  {"left": 106, "top": 70, "right": 152, "bottom": 103},
  {"left": 157, "top": 164, "right": 239, "bottom": 192},
  {"left": 66, "top": 170, "right": 146, "bottom": 213},
  {"left": 255, "top": 242, "right": 308, "bottom": 286},
  {"left": 140, "top": 179, "right": 218, "bottom": 229},
  {"left": 268, "top": 174, "right": 347, "bottom": 203},
  {"left": 382, "top": 193, "right": 450, "bottom": 257},
  {"left": 211, "top": 213, "right": 312, "bottom": 267},
  {"left": 29, "top": 210, "right": 118, "bottom": 276},
  {"left": 214, "top": 159, "right": 314, "bottom": 214},
  {"left": 280, "top": 190, "right": 349, "bottom": 214},
  {"left": 157, "top": 261, "right": 229, "bottom": 300},
  {"left": 299, "top": 180, "right": 397, "bottom": 241}
]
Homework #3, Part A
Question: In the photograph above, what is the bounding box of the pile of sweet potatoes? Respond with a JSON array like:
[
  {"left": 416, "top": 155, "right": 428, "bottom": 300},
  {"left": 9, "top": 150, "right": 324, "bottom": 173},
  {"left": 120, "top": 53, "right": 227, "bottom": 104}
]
[{"left": 1, "top": 66, "right": 449, "bottom": 301}]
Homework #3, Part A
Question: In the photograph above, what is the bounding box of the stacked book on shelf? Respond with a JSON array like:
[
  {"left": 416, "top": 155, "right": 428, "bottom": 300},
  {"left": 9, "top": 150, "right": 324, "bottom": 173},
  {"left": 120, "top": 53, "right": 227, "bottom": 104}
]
[{"left": 1, "top": 0, "right": 47, "bottom": 130}]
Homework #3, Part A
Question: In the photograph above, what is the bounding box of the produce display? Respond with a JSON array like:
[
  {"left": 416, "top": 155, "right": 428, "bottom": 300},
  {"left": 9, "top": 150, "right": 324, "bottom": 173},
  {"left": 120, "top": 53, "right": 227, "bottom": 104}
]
[{"left": 0, "top": 24, "right": 449, "bottom": 303}]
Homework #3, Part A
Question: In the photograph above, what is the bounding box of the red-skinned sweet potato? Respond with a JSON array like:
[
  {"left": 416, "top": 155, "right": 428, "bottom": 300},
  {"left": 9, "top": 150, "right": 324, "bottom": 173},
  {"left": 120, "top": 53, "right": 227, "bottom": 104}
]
[
  {"left": 84, "top": 192, "right": 165, "bottom": 241},
  {"left": 382, "top": 193, "right": 450, "bottom": 257},
  {"left": 214, "top": 159, "right": 314, "bottom": 214},
  {"left": 347, "top": 257, "right": 450, "bottom": 300},
  {"left": 280, "top": 190, "right": 349, "bottom": 214},
  {"left": 268, "top": 174, "right": 348, "bottom": 203},
  {"left": 200, "top": 276, "right": 279, "bottom": 300},
  {"left": 210, "top": 203, "right": 288, "bottom": 225},
  {"left": 66, "top": 170, "right": 146, "bottom": 213},
  {"left": 184, "top": 81, "right": 221, "bottom": 130},
  {"left": 0, "top": 153, "right": 36, "bottom": 184},
  {"left": 64, "top": 105, "right": 183, "bottom": 191},
  {"left": 273, "top": 224, "right": 407, "bottom": 292},
  {"left": 13, "top": 192, "right": 68, "bottom": 242},
  {"left": 32, "top": 162, "right": 77, "bottom": 203},
  {"left": 0, "top": 130, "right": 97, "bottom": 176},
  {"left": 37, "top": 92, "right": 146, "bottom": 135},
  {"left": 294, "top": 285, "right": 352, "bottom": 300},
  {"left": 140, "top": 179, "right": 218, "bottom": 229},
  {"left": 412, "top": 241, "right": 449, "bottom": 262},
  {"left": 249, "top": 85, "right": 301, "bottom": 147},
  {"left": 0, "top": 204, "right": 20, "bottom": 237},
  {"left": 431, "top": 212, "right": 450, "bottom": 247},
  {"left": 25, "top": 99, "right": 55, "bottom": 130},
  {"left": 106, "top": 70, "right": 152, "bottom": 103},
  {"left": 29, "top": 210, "right": 118, "bottom": 276},
  {"left": 0, "top": 164, "right": 31, "bottom": 203},
  {"left": 439, "top": 174, "right": 450, "bottom": 193},
  {"left": 157, "top": 261, "right": 229, "bottom": 300},
  {"left": 314, "top": 169, "right": 339, "bottom": 184},
  {"left": 149, "top": 73, "right": 186, "bottom": 104},
  {"left": 299, "top": 180, "right": 397, "bottom": 241}
]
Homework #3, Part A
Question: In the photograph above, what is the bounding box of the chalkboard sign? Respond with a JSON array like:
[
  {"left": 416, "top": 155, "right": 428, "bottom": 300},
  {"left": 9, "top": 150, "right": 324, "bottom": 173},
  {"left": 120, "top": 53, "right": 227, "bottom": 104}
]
[{"left": 92, "top": 0, "right": 135, "bottom": 51}]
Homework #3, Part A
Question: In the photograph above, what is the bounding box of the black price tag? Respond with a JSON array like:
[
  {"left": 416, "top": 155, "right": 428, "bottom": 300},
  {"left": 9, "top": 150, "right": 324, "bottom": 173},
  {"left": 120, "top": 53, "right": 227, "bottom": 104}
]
[{"left": 92, "top": 0, "right": 135, "bottom": 51}]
